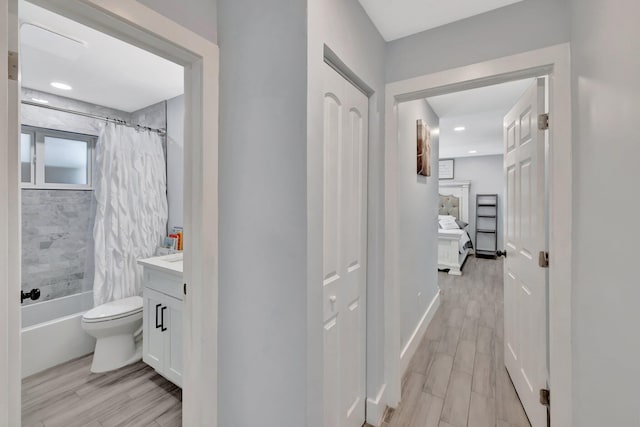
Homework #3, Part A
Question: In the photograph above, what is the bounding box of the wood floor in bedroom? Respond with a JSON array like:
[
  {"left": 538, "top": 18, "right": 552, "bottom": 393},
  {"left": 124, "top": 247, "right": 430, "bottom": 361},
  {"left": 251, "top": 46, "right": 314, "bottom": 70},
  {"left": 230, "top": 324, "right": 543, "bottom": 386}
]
[
  {"left": 22, "top": 355, "right": 182, "bottom": 427},
  {"left": 378, "top": 256, "right": 531, "bottom": 427}
]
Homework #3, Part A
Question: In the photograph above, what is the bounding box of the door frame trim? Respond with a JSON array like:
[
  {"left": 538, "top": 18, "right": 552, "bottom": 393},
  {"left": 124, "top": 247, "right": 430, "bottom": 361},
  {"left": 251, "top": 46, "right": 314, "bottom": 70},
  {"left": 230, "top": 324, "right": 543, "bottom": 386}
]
[
  {"left": 383, "top": 43, "right": 572, "bottom": 427},
  {"left": 0, "top": 1, "right": 219, "bottom": 425}
]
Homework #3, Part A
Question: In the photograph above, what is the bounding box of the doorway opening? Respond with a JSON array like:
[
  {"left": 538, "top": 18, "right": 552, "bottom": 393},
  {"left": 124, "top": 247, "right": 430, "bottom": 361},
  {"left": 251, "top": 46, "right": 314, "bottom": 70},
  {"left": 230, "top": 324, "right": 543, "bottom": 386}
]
[
  {"left": 390, "top": 77, "right": 544, "bottom": 427},
  {"left": 0, "top": 1, "right": 219, "bottom": 425},
  {"left": 382, "top": 44, "right": 572, "bottom": 427},
  {"left": 19, "top": 3, "right": 186, "bottom": 424}
]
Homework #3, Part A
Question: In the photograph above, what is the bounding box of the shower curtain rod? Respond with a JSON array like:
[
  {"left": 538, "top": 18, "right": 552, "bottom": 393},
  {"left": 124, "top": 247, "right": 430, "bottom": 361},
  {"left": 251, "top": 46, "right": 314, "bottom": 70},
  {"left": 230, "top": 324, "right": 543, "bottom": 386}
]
[{"left": 21, "top": 100, "right": 167, "bottom": 135}]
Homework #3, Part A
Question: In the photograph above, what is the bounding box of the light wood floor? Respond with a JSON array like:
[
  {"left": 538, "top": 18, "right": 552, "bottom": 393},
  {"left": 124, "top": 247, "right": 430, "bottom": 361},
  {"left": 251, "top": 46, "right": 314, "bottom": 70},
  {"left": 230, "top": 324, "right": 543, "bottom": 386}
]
[
  {"left": 22, "top": 355, "right": 182, "bottom": 427},
  {"left": 23, "top": 257, "right": 525, "bottom": 427},
  {"left": 380, "top": 257, "right": 531, "bottom": 427}
]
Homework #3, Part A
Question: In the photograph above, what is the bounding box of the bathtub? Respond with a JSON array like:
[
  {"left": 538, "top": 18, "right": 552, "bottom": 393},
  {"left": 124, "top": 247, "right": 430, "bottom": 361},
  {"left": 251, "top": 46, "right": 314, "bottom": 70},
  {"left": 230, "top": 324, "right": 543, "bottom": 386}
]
[{"left": 22, "top": 291, "right": 96, "bottom": 378}]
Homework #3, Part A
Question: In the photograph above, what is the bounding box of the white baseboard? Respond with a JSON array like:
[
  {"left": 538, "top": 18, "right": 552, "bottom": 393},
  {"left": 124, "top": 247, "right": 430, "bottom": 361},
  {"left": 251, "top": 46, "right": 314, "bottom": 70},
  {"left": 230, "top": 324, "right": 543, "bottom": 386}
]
[
  {"left": 366, "top": 383, "right": 387, "bottom": 426},
  {"left": 399, "top": 292, "right": 440, "bottom": 377}
]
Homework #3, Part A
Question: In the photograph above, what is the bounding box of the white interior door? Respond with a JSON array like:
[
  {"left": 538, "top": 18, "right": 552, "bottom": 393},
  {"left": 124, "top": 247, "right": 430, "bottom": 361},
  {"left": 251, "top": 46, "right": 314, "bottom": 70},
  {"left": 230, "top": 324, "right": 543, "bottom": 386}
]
[
  {"left": 322, "top": 62, "right": 368, "bottom": 427},
  {"left": 503, "top": 78, "right": 547, "bottom": 427}
]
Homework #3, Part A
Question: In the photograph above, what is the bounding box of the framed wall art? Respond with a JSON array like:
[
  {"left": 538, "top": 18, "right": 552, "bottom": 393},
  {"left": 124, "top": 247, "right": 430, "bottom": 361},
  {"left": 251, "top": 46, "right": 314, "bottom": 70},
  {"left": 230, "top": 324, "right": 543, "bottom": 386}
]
[
  {"left": 417, "top": 119, "right": 431, "bottom": 177},
  {"left": 439, "top": 158, "right": 455, "bottom": 180}
]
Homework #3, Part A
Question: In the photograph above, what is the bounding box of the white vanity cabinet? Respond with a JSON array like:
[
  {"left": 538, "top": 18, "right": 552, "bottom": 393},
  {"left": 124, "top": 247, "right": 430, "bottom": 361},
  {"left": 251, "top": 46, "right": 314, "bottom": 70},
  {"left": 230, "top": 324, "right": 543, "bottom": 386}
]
[{"left": 138, "top": 255, "right": 183, "bottom": 387}]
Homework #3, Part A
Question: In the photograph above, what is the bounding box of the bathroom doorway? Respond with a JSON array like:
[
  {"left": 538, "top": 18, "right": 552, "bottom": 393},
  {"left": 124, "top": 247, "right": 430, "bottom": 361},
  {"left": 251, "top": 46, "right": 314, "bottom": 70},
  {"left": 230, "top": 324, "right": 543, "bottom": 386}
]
[{"left": 0, "top": 1, "right": 219, "bottom": 425}]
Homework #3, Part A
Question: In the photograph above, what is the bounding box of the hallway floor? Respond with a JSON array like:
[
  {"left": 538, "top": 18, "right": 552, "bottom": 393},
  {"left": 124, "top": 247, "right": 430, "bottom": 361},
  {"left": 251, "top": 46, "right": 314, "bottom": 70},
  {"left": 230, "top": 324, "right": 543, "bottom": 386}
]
[
  {"left": 382, "top": 257, "right": 531, "bottom": 427},
  {"left": 22, "top": 354, "right": 181, "bottom": 427}
]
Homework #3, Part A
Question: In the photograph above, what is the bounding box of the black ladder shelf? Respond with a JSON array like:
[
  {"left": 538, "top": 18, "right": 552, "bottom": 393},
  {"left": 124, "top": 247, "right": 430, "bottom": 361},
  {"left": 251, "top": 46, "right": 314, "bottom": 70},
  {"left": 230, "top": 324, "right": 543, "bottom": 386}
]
[{"left": 475, "top": 194, "right": 498, "bottom": 259}]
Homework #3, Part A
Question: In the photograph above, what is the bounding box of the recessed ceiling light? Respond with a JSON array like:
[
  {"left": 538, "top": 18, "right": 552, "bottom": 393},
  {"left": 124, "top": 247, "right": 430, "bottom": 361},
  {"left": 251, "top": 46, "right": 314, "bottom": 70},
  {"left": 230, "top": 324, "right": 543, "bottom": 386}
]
[
  {"left": 31, "top": 97, "right": 49, "bottom": 104},
  {"left": 454, "top": 126, "right": 466, "bottom": 132},
  {"left": 50, "top": 82, "right": 72, "bottom": 90},
  {"left": 468, "top": 150, "right": 478, "bottom": 154}
]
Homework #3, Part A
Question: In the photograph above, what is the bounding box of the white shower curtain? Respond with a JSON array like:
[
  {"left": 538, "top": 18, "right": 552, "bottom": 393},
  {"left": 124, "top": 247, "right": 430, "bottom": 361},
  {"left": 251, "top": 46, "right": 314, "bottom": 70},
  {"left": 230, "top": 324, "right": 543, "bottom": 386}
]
[{"left": 93, "top": 123, "right": 168, "bottom": 306}]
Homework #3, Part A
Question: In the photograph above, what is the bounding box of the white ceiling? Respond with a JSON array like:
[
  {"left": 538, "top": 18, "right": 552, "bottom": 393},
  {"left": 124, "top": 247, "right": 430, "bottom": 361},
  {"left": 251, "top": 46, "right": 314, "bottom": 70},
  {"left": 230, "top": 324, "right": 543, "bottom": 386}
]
[
  {"left": 358, "top": 0, "right": 524, "bottom": 41},
  {"left": 427, "top": 79, "right": 534, "bottom": 159},
  {"left": 19, "top": 2, "right": 184, "bottom": 113}
]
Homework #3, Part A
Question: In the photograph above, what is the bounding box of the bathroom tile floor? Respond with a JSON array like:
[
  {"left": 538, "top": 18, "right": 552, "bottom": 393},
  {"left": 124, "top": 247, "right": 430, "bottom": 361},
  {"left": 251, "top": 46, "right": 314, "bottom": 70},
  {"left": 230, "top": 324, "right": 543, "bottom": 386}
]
[
  {"left": 376, "top": 257, "right": 531, "bottom": 427},
  {"left": 22, "top": 355, "right": 181, "bottom": 427}
]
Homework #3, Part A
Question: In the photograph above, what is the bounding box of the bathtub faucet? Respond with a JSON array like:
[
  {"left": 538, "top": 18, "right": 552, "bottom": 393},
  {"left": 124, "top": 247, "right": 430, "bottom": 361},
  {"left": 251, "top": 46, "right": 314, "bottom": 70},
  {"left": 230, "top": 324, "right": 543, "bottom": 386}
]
[{"left": 21, "top": 288, "right": 41, "bottom": 304}]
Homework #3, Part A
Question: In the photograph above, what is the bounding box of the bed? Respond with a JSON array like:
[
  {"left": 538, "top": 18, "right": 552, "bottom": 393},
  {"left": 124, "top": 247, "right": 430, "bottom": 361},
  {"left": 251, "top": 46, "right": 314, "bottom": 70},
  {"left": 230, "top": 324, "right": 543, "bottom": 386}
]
[{"left": 438, "top": 181, "right": 472, "bottom": 275}]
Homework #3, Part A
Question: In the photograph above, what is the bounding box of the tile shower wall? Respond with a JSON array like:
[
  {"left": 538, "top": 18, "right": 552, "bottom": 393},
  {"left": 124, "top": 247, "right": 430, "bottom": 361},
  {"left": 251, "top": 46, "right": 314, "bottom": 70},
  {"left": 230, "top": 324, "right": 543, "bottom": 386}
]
[
  {"left": 131, "top": 100, "right": 167, "bottom": 130},
  {"left": 20, "top": 88, "right": 167, "bottom": 305},
  {"left": 21, "top": 190, "right": 95, "bottom": 304}
]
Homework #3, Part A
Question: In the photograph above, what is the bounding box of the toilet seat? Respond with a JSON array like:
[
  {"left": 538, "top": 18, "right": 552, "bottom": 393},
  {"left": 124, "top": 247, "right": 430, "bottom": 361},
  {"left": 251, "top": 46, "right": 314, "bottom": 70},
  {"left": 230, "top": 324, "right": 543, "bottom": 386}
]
[{"left": 82, "top": 296, "right": 143, "bottom": 323}]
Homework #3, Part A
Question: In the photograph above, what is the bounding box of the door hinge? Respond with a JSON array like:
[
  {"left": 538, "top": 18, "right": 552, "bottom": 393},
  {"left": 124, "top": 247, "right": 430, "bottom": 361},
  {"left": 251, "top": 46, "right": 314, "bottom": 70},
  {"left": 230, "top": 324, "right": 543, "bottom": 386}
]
[
  {"left": 540, "top": 388, "right": 550, "bottom": 406},
  {"left": 8, "top": 51, "right": 18, "bottom": 81},
  {"left": 540, "top": 388, "right": 551, "bottom": 427},
  {"left": 538, "top": 113, "right": 549, "bottom": 130},
  {"left": 538, "top": 251, "right": 549, "bottom": 268}
]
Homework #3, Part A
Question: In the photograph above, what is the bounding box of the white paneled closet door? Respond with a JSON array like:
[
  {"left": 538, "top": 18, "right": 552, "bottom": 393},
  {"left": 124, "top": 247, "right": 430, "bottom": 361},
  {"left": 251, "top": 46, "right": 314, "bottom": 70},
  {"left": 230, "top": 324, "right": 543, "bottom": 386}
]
[
  {"left": 322, "top": 62, "right": 368, "bottom": 427},
  {"left": 503, "top": 78, "right": 547, "bottom": 427}
]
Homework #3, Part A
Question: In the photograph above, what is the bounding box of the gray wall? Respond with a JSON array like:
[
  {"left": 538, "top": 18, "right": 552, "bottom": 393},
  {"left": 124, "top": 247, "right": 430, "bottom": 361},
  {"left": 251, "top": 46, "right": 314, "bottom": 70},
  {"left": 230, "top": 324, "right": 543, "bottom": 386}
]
[
  {"left": 217, "top": 0, "right": 308, "bottom": 425},
  {"left": 445, "top": 155, "right": 504, "bottom": 251},
  {"left": 137, "top": 0, "right": 217, "bottom": 44},
  {"left": 131, "top": 100, "right": 166, "bottom": 131},
  {"left": 570, "top": 0, "right": 640, "bottom": 425},
  {"left": 397, "top": 100, "right": 439, "bottom": 348},
  {"left": 218, "top": 0, "right": 387, "bottom": 424},
  {"left": 385, "top": 0, "right": 571, "bottom": 82},
  {"left": 306, "top": 0, "right": 387, "bottom": 412}
]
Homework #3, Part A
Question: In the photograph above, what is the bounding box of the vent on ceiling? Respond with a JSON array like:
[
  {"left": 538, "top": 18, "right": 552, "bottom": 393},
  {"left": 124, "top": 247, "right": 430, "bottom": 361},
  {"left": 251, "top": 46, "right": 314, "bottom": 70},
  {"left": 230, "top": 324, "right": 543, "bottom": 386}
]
[{"left": 20, "top": 23, "right": 87, "bottom": 61}]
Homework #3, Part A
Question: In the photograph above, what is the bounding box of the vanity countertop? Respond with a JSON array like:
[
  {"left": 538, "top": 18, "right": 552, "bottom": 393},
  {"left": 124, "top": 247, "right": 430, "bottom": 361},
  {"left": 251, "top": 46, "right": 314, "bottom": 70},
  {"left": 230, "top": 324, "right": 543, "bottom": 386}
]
[{"left": 138, "top": 253, "right": 183, "bottom": 276}]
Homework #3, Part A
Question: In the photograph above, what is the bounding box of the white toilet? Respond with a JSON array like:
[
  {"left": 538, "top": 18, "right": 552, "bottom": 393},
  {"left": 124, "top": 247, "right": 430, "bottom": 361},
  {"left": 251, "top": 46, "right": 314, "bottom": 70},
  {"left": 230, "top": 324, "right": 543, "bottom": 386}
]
[{"left": 81, "top": 296, "right": 144, "bottom": 373}]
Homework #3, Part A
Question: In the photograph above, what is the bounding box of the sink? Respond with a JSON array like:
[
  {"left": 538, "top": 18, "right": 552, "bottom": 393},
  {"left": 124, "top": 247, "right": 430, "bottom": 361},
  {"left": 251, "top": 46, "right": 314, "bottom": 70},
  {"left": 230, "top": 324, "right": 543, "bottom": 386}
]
[
  {"left": 138, "top": 253, "right": 184, "bottom": 275},
  {"left": 164, "top": 253, "right": 183, "bottom": 263}
]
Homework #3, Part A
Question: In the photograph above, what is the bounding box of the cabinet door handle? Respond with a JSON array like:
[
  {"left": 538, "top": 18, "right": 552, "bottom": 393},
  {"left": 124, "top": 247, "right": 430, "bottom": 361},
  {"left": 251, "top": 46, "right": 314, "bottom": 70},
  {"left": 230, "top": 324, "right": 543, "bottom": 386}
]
[
  {"left": 161, "top": 306, "right": 168, "bottom": 332},
  {"left": 155, "top": 303, "right": 162, "bottom": 329}
]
